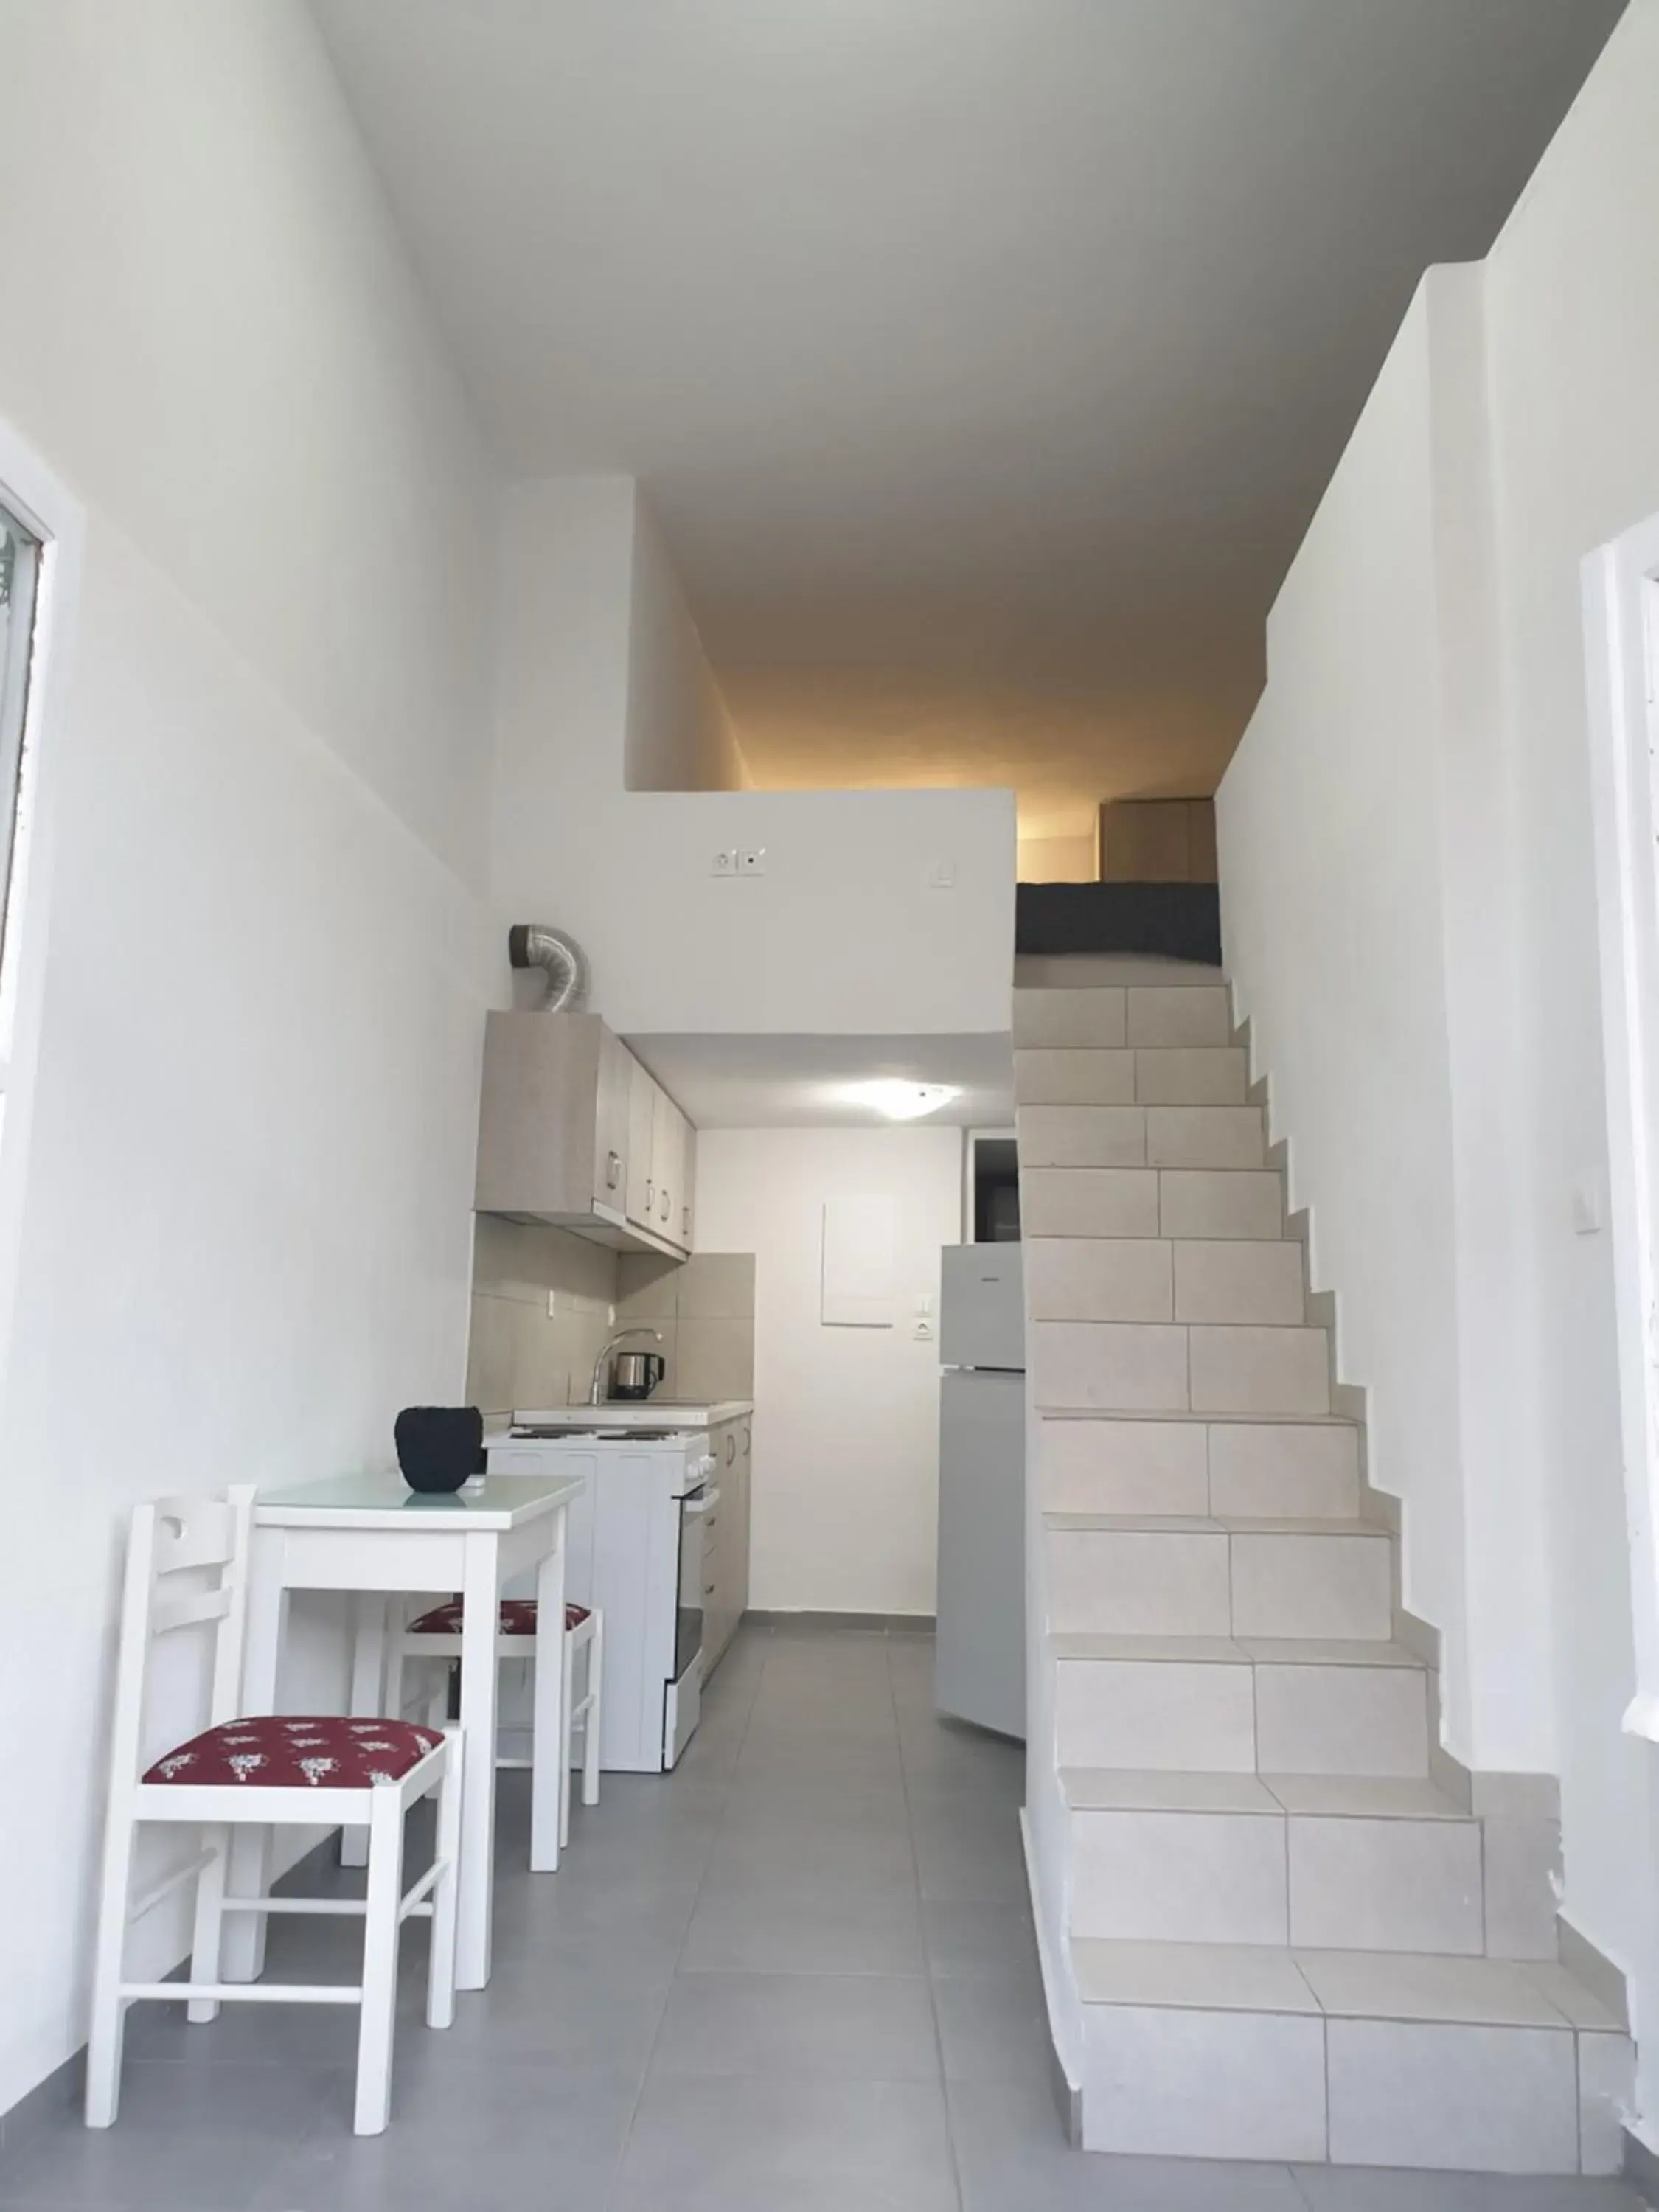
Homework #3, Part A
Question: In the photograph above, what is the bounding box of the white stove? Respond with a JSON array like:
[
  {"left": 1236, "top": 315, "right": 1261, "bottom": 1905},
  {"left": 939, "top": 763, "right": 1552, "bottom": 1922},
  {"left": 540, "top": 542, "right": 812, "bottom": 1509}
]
[{"left": 487, "top": 1424, "right": 715, "bottom": 1772}]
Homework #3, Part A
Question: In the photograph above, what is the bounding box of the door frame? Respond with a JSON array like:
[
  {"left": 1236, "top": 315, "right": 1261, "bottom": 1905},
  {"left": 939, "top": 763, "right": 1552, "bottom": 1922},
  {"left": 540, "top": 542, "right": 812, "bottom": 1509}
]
[{"left": 1584, "top": 505, "right": 1659, "bottom": 1739}]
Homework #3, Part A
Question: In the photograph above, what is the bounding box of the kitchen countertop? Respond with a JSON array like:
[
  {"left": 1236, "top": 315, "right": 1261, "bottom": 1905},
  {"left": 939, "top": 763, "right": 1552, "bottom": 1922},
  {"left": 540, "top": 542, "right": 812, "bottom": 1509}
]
[{"left": 507, "top": 1400, "right": 754, "bottom": 1430}]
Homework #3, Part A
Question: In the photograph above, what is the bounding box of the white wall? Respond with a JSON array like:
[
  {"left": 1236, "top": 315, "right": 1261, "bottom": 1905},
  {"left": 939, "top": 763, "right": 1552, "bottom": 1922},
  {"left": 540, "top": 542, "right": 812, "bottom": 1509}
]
[
  {"left": 1218, "top": 271, "right": 1512, "bottom": 1766},
  {"left": 693, "top": 1127, "right": 962, "bottom": 1615},
  {"left": 1017, "top": 832, "right": 1097, "bottom": 883},
  {"left": 1482, "top": 0, "right": 1659, "bottom": 2117},
  {"left": 627, "top": 498, "right": 748, "bottom": 793},
  {"left": 490, "top": 478, "right": 1018, "bottom": 1039},
  {"left": 0, "top": 1, "right": 495, "bottom": 2116},
  {"left": 1218, "top": 0, "right": 1659, "bottom": 2121}
]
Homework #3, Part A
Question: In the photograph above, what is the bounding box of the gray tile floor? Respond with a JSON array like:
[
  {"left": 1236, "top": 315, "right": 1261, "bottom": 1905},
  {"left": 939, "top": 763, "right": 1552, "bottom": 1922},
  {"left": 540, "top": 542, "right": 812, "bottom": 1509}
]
[{"left": 0, "top": 1626, "right": 1644, "bottom": 2210}]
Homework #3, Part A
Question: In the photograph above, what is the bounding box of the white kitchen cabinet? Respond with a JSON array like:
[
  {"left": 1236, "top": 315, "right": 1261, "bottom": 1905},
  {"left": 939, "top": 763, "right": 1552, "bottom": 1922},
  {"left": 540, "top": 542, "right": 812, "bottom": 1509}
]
[
  {"left": 650, "top": 1086, "right": 680, "bottom": 1244},
  {"left": 702, "top": 1411, "right": 752, "bottom": 1674},
  {"left": 476, "top": 1012, "right": 695, "bottom": 1258},
  {"left": 594, "top": 1026, "right": 633, "bottom": 1213},
  {"left": 626, "top": 1057, "right": 661, "bottom": 1232},
  {"left": 679, "top": 1118, "right": 698, "bottom": 1251}
]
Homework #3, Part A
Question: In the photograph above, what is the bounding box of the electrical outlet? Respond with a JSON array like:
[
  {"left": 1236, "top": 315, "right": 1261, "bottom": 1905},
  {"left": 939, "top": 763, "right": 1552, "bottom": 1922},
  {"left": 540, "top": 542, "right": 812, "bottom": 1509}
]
[
  {"left": 711, "top": 849, "right": 738, "bottom": 877},
  {"left": 911, "top": 1316, "right": 936, "bottom": 1343},
  {"left": 737, "top": 846, "right": 767, "bottom": 876}
]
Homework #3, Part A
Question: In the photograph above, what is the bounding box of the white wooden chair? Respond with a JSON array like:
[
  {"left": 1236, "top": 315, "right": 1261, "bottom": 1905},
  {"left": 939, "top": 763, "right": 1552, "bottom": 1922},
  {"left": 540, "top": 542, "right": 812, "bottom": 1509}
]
[
  {"left": 86, "top": 1486, "right": 463, "bottom": 2137},
  {"left": 389, "top": 1597, "right": 602, "bottom": 1850}
]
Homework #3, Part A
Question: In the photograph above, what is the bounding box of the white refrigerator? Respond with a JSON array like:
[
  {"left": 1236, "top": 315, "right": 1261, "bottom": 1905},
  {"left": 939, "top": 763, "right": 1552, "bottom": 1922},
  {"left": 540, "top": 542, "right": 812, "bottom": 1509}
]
[{"left": 935, "top": 1245, "right": 1026, "bottom": 1741}]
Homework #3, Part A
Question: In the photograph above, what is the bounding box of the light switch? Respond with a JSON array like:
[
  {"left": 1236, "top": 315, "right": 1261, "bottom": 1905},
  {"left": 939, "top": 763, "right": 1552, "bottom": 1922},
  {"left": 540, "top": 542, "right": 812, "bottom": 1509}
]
[
  {"left": 1572, "top": 1178, "right": 1606, "bottom": 1236},
  {"left": 930, "top": 858, "right": 956, "bottom": 889}
]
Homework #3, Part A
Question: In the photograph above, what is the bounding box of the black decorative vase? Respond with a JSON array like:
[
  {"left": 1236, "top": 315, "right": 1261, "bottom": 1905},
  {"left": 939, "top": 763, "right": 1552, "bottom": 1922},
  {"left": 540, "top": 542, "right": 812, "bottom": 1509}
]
[{"left": 394, "top": 1406, "right": 484, "bottom": 1494}]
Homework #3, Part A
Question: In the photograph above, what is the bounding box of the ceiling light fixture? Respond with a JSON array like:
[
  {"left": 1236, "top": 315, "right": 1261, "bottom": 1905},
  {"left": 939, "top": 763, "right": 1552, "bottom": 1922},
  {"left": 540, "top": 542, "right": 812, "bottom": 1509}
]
[{"left": 844, "top": 1079, "right": 962, "bottom": 1121}]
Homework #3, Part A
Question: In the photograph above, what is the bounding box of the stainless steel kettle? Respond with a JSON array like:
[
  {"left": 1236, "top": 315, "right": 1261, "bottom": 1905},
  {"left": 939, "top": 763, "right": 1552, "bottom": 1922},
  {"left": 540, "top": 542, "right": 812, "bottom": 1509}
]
[{"left": 610, "top": 1350, "right": 665, "bottom": 1400}]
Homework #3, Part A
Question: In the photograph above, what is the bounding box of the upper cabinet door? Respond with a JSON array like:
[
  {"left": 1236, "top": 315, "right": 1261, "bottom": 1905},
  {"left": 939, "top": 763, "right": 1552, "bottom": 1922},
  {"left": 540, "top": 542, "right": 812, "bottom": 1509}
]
[
  {"left": 625, "top": 1057, "right": 659, "bottom": 1228},
  {"left": 650, "top": 1085, "right": 682, "bottom": 1243},
  {"left": 679, "top": 1116, "right": 698, "bottom": 1251},
  {"left": 593, "top": 1028, "right": 632, "bottom": 1212}
]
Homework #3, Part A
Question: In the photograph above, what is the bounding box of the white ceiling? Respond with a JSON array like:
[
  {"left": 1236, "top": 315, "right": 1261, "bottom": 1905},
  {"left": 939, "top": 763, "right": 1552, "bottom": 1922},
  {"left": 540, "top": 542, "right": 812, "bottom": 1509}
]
[
  {"left": 625, "top": 1032, "right": 1012, "bottom": 1130},
  {"left": 313, "top": 0, "right": 1622, "bottom": 835}
]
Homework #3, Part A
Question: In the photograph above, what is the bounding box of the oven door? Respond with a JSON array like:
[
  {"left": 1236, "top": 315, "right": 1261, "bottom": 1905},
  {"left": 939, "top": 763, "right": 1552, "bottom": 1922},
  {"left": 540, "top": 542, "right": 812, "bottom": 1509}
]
[{"left": 675, "top": 1481, "right": 720, "bottom": 1684}]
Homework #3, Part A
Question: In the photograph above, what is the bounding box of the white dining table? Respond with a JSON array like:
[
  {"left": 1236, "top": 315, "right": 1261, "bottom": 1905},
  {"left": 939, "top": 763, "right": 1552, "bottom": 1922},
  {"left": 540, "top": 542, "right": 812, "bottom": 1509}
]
[{"left": 220, "top": 1470, "right": 582, "bottom": 1992}]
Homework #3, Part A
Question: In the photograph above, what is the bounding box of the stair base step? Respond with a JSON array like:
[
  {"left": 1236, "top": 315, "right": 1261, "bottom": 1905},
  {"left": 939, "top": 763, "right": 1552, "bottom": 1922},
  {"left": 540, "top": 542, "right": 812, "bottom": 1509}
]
[{"left": 1072, "top": 1942, "right": 1628, "bottom": 2174}]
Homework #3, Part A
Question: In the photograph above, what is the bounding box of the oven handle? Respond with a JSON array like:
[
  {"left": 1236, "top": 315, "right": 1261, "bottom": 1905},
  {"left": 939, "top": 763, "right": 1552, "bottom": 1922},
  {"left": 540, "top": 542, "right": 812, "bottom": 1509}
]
[{"left": 684, "top": 1488, "right": 722, "bottom": 1515}]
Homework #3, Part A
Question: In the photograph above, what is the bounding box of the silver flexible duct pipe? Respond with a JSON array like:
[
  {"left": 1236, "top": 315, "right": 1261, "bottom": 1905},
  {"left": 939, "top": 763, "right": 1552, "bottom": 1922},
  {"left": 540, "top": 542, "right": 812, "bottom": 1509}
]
[{"left": 507, "top": 923, "right": 588, "bottom": 1012}]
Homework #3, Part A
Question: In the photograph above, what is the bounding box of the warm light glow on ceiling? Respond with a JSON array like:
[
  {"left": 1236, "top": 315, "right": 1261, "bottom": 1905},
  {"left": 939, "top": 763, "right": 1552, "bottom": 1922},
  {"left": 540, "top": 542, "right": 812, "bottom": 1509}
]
[{"left": 840, "top": 1079, "right": 962, "bottom": 1121}]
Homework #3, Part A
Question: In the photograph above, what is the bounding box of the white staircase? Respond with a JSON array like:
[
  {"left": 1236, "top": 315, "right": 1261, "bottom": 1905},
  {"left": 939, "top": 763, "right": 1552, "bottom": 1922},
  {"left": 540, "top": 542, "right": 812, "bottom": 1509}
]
[{"left": 1017, "top": 972, "right": 1632, "bottom": 2176}]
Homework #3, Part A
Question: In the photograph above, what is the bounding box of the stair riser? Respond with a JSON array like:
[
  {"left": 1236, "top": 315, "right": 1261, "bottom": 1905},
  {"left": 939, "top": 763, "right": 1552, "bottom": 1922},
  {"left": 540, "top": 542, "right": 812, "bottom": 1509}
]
[
  {"left": 1126, "top": 987, "right": 1232, "bottom": 1048},
  {"left": 1028, "top": 1238, "right": 1304, "bottom": 1326},
  {"left": 1020, "top": 1166, "right": 1286, "bottom": 1241},
  {"left": 1013, "top": 986, "right": 1232, "bottom": 1051},
  {"left": 1040, "top": 1418, "right": 1360, "bottom": 1520},
  {"left": 1288, "top": 1817, "right": 1484, "bottom": 1953},
  {"left": 1192, "top": 1326, "right": 1329, "bottom": 1416},
  {"left": 1032, "top": 1323, "right": 1330, "bottom": 1415},
  {"left": 1158, "top": 1169, "right": 1285, "bottom": 1240},
  {"left": 1210, "top": 1423, "right": 1360, "bottom": 1518},
  {"left": 1048, "top": 1529, "right": 1393, "bottom": 1641},
  {"left": 1328, "top": 2019, "right": 1584, "bottom": 2174},
  {"left": 1082, "top": 2006, "right": 1327, "bottom": 2161},
  {"left": 1043, "top": 1419, "right": 1209, "bottom": 1516},
  {"left": 1055, "top": 1658, "right": 1430, "bottom": 1775},
  {"left": 1233, "top": 1533, "right": 1393, "bottom": 1641},
  {"left": 1015, "top": 1047, "right": 1248, "bottom": 1107},
  {"left": 1019, "top": 1104, "right": 1265, "bottom": 1171},
  {"left": 1079, "top": 2008, "right": 1602, "bottom": 2172},
  {"left": 1069, "top": 1808, "right": 1483, "bottom": 1952}
]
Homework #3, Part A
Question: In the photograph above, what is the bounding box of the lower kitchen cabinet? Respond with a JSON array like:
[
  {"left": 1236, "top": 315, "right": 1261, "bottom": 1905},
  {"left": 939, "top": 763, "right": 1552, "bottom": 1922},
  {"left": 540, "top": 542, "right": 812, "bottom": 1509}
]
[{"left": 703, "top": 1413, "right": 752, "bottom": 1674}]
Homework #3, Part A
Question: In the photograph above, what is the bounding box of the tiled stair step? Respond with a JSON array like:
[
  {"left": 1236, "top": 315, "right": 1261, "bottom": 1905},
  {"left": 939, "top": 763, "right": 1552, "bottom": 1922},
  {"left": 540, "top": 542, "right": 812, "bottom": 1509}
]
[
  {"left": 1015, "top": 1046, "right": 1248, "bottom": 1107},
  {"left": 1032, "top": 1320, "right": 1330, "bottom": 1416},
  {"left": 1014, "top": 984, "right": 1232, "bottom": 1051},
  {"left": 1070, "top": 1939, "right": 1630, "bottom": 2174},
  {"left": 1029, "top": 1237, "right": 1304, "bottom": 1324},
  {"left": 1021, "top": 1166, "right": 1287, "bottom": 1242},
  {"left": 1046, "top": 1516, "right": 1393, "bottom": 1641},
  {"left": 1052, "top": 1632, "right": 1431, "bottom": 1777},
  {"left": 1017, "top": 1102, "right": 1265, "bottom": 1170},
  {"left": 1040, "top": 1413, "right": 1361, "bottom": 1518},
  {"left": 1062, "top": 1768, "right": 1480, "bottom": 1953}
]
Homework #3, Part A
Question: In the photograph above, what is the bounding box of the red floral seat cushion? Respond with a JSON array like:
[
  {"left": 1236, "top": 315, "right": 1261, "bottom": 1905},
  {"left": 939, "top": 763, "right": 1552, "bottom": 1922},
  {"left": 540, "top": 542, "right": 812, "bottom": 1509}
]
[
  {"left": 142, "top": 1714, "right": 443, "bottom": 1789},
  {"left": 406, "top": 1598, "right": 589, "bottom": 1637}
]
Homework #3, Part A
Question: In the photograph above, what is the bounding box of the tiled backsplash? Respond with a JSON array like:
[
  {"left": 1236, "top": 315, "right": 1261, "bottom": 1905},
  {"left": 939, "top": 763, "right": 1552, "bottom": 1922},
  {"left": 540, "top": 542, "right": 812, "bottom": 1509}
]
[
  {"left": 615, "top": 1251, "right": 756, "bottom": 1402},
  {"left": 466, "top": 1217, "right": 622, "bottom": 1419},
  {"left": 466, "top": 1218, "right": 757, "bottom": 1419}
]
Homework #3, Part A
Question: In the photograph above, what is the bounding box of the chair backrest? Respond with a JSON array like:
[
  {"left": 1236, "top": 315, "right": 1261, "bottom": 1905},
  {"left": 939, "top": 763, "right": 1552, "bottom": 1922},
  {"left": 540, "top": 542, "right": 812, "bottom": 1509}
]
[{"left": 108, "top": 1486, "right": 257, "bottom": 1788}]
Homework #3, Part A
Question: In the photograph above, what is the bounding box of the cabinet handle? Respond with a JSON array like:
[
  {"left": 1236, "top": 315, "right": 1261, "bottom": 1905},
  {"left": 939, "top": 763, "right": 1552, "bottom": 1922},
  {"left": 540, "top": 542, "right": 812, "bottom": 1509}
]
[
  {"left": 682, "top": 1204, "right": 691, "bottom": 1237},
  {"left": 742, "top": 1427, "right": 751, "bottom": 1457},
  {"left": 725, "top": 1433, "right": 737, "bottom": 1465},
  {"left": 645, "top": 1179, "right": 654, "bottom": 1211},
  {"left": 605, "top": 1151, "right": 622, "bottom": 1191},
  {"left": 660, "top": 1189, "right": 672, "bottom": 1224}
]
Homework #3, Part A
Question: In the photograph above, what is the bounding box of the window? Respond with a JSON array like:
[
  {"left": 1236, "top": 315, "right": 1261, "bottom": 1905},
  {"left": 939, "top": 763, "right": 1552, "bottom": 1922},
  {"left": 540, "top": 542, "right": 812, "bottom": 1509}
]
[
  {"left": 1584, "top": 509, "right": 1659, "bottom": 1739},
  {"left": 0, "top": 498, "right": 42, "bottom": 1093}
]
